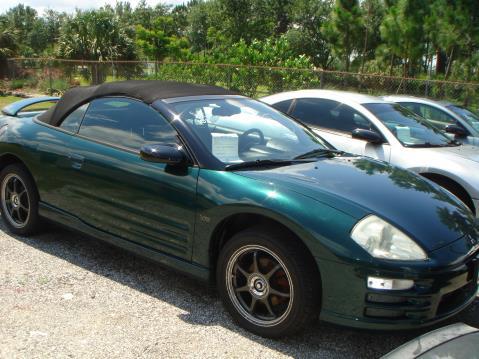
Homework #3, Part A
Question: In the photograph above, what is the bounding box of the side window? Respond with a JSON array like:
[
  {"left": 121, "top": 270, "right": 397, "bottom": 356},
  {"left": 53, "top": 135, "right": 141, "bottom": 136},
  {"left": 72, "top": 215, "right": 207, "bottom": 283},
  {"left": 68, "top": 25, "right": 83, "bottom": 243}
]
[
  {"left": 78, "top": 97, "right": 178, "bottom": 151},
  {"left": 291, "top": 98, "right": 375, "bottom": 134},
  {"left": 399, "top": 102, "right": 422, "bottom": 117},
  {"left": 60, "top": 103, "right": 89, "bottom": 133},
  {"left": 271, "top": 99, "right": 293, "bottom": 114},
  {"left": 417, "top": 104, "right": 456, "bottom": 128}
]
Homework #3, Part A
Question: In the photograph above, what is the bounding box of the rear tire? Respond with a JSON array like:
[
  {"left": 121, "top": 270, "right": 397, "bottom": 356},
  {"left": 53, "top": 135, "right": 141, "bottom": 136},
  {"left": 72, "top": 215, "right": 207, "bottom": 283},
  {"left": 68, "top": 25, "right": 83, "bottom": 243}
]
[
  {"left": 0, "top": 164, "right": 40, "bottom": 235},
  {"left": 216, "top": 226, "right": 321, "bottom": 338}
]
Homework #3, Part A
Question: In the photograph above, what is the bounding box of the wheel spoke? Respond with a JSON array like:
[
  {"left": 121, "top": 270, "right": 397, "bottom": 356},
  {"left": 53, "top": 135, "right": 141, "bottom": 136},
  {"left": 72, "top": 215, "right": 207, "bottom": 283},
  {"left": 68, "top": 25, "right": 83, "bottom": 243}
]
[
  {"left": 18, "top": 189, "right": 27, "bottom": 198},
  {"left": 11, "top": 207, "right": 20, "bottom": 221},
  {"left": 7, "top": 180, "right": 14, "bottom": 193},
  {"left": 235, "top": 263, "right": 250, "bottom": 278},
  {"left": 235, "top": 285, "right": 249, "bottom": 293},
  {"left": 17, "top": 207, "right": 25, "bottom": 222},
  {"left": 252, "top": 251, "right": 259, "bottom": 273},
  {"left": 265, "top": 264, "right": 281, "bottom": 280},
  {"left": 248, "top": 297, "right": 257, "bottom": 313},
  {"left": 270, "top": 288, "right": 290, "bottom": 298},
  {"left": 262, "top": 298, "right": 276, "bottom": 318},
  {"left": 12, "top": 178, "right": 18, "bottom": 193}
]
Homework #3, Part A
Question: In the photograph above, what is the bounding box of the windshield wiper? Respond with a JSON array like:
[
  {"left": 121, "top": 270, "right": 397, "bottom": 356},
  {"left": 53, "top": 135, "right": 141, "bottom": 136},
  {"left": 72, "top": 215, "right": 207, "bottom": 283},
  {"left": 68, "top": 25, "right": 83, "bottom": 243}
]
[
  {"left": 407, "top": 140, "right": 460, "bottom": 148},
  {"left": 447, "top": 140, "right": 461, "bottom": 146},
  {"left": 225, "top": 159, "right": 309, "bottom": 171},
  {"left": 405, "top": 142, "right": 444, "bottom": 148},
  {"left": 294, "top": 148, "right": 344, "bottom": 160}
]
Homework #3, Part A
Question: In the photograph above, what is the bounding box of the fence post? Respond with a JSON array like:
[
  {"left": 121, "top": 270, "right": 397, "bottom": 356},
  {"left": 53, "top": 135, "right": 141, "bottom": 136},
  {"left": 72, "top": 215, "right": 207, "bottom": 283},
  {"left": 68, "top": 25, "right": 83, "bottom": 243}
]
[
  {"left": 8, "top": 59, "right": 15, "bottom": 82},
  {"left": 48, "top": 59, "right": 53, "bottom": 95},
  {"left": 319, "top": 70, "right": 324, "bottom": 89},
  {"left": 226, "top": 66, "right": 232, "bottom": 90}
]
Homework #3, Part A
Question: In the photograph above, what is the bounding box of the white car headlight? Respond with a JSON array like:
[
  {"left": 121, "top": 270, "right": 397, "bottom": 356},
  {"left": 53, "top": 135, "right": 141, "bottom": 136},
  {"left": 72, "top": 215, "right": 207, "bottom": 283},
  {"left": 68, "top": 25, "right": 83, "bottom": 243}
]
[{"left": 351, "top": 215, "right": 427, "bottom": 261}]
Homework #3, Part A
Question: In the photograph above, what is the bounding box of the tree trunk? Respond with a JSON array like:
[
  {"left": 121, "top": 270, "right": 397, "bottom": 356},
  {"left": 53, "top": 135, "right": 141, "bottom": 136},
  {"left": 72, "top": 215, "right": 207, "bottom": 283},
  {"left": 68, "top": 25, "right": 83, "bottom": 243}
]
[
  {"left": 435, "top": 48, "right": 446, "bottom": 74},
  {"left": 389, "top": 54, "right": 394, "bottom": 76},
  {"left": 444, "top": 47, "right": 454, "bottom": 80}
]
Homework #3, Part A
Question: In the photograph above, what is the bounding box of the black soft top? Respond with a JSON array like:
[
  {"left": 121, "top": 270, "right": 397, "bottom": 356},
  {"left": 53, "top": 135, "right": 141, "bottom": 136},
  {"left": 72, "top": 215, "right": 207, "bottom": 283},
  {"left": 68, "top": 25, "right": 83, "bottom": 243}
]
[{"left": 38, "top": 80, "right": 238, "bottom": 126}]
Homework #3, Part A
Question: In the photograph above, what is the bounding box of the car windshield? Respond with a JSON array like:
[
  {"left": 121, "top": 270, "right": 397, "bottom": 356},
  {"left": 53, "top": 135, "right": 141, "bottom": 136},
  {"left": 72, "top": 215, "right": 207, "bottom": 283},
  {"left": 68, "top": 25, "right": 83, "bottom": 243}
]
[
  {"left": 447, "top": 105, "right": 479, "bottom": 132},
  {"left": 169, "top": 97, "right": 330, "bottom": 164},
  {"left": 363, "top": 103, "right": 453, "bottom": 147}
]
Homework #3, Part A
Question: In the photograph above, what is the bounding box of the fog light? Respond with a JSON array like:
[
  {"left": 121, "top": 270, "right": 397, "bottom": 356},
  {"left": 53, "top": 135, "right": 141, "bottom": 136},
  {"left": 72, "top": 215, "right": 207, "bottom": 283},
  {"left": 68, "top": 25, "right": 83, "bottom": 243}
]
[{"left": 367, "top": 276, "right": 414, "bottom": 290}]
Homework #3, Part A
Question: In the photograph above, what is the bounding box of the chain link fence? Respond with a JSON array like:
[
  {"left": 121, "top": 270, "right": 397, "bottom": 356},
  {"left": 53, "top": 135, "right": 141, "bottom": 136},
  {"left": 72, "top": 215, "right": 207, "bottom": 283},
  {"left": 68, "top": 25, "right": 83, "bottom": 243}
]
[{"left": 3, "top": 58, "right": 479, "bottom": 107}]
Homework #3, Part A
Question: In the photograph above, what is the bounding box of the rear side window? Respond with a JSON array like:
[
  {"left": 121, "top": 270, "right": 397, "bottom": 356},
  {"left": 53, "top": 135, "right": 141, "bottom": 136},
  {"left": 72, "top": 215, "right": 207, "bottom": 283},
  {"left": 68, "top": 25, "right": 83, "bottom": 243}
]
[
  {"left": 60, "top": 104, "right": 89, "bottom": 133},
  {"left": 400, "top": 102, "right": 457, "bottom": 128},
  {"left": 78, "top": 97, "right": 178, "bottom": 151},
  {"left": 291, "top": 98, "right": 375, "bottom": 134},
  {"left": 271, "top": 99, "right": 293, "bottom": 114}
]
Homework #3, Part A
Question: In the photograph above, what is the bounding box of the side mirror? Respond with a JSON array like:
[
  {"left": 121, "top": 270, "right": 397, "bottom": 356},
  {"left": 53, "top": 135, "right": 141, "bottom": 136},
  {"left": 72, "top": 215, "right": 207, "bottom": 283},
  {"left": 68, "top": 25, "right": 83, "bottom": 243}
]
[
  {"left": 351, "top": 128, "right": 384, "bottom": 144},
  {"left": 140, "top": 144, "right": 187, "bottom": 165},
  {"left": 444, "top": 124, "right": 467, "bottom": 137}
]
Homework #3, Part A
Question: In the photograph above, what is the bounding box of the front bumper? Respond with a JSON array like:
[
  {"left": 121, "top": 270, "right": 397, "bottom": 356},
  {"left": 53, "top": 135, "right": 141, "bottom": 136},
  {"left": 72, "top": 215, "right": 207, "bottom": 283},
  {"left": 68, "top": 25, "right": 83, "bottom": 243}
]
[{"left": 317, "top": 248, "right": 478, "bottom": 330}]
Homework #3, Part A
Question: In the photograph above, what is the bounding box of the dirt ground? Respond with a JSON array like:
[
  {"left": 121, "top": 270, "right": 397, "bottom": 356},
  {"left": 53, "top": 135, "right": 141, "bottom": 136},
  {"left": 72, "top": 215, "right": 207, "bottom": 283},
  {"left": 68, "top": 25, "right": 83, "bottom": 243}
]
[{"left": 1, "top": 222, "right": 478, "bottom": 358}]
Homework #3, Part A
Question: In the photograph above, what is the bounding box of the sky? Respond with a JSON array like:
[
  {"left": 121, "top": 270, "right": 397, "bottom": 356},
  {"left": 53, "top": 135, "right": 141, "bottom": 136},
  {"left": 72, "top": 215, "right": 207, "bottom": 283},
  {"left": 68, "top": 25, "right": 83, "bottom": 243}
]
[{"left": 0, "top": 0, "right": 187, "bottom": 15}]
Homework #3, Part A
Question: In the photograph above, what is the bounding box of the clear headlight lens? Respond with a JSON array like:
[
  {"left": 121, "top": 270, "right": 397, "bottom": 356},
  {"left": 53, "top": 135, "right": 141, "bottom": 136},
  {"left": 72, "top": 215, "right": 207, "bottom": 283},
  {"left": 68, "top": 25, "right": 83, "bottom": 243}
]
[{"left": 351, "top": 215, "right": 427, "bottom": 261}]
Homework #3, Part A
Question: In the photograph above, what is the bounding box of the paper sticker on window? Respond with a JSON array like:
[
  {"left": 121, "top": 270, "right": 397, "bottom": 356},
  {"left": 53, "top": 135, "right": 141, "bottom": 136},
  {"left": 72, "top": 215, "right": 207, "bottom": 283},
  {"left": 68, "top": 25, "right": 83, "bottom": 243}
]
[
  {"left": 212, "top": 133, "right": 241, "bottom": 163},
  {"left": 396, "top": 126, "right": 411, "bottom": 139}
]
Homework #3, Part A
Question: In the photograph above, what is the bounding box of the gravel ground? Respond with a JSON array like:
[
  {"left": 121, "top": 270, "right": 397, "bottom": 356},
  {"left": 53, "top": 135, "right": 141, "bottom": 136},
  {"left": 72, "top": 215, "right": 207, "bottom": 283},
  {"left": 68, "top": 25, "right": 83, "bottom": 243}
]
[{"left": 0, "top": 222, "right": 478, "bottom": 359}]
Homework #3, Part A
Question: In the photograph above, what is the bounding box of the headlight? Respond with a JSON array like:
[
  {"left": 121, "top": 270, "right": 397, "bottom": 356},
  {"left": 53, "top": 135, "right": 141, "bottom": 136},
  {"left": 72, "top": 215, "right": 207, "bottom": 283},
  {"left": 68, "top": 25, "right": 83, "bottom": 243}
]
[{"left": 351, "top": 215, "right": 427, "bottom": 260}]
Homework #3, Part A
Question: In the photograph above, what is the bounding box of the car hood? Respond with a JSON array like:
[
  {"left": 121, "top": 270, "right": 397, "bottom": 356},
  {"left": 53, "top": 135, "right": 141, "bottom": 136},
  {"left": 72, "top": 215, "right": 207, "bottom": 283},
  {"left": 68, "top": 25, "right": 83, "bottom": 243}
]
[
  {"left": 236, "top": 155, "right": 477, "bottom": 252},
  {"left": 432, "top": 144, "right": 479, "bottom": 162}
]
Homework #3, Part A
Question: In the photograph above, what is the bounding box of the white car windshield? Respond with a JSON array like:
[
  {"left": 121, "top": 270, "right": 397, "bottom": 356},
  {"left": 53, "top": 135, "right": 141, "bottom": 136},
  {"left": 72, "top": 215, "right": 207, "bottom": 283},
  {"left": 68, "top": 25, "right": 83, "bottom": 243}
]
[
  {"left": 447, "top": 105, "right": 479, "bottom": 132},
  {"left": 364, "top": 103, "right": 455, "bottom": 147},
  {"left": 170, "top": 98, "right": 330, "bottom": 164}
]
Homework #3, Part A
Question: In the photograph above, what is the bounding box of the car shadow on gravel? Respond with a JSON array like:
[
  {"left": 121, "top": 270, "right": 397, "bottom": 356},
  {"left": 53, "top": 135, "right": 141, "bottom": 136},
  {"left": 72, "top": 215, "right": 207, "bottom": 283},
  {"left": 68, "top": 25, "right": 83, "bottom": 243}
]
[{"left": 7, "top": 222, "right": 479, "bottom": 359}]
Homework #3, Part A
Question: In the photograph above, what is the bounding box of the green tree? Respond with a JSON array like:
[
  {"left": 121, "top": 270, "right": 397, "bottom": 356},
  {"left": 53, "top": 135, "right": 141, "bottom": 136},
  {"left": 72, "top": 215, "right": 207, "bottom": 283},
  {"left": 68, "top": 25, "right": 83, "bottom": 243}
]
[
  {"left": 287, "top": 0, "right": 333, "bottom": 68},
  {"left": 0, "top": 20, "right": 17, "bottom": 77},
  {"left": 359, "top": 0, "right": 385, "bottom": 72},
  {"left": 379, "top": 0, "right": 430, "bottom": 77},
  {"left": 187, "top": 1, "right": 212, "bottom": 53},
  {"left": 136, "top": 16, "right": 179, "bottom": 61},
  {"left": 323, "top": 0, "right": 363, "bottom": 71},
  {"left": 57, "top": 9, "right": 137, "bottom": 83}
]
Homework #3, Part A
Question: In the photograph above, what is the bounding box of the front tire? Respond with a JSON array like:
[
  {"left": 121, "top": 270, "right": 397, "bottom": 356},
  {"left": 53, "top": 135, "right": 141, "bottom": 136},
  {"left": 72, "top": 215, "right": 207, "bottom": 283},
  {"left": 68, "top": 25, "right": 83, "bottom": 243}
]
[
  {"left": 0, "top": 164, "right": 40, "bottom": 235},
  {"left": 217, "top": 227, "right": 321, "bottom": 338}
]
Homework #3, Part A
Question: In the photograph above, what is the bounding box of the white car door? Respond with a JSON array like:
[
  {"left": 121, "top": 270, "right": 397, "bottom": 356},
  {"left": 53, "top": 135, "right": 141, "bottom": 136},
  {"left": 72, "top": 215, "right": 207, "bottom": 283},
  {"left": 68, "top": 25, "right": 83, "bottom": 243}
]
[{"left": 288, "top": 98, "right": 391, "bottom": 161}]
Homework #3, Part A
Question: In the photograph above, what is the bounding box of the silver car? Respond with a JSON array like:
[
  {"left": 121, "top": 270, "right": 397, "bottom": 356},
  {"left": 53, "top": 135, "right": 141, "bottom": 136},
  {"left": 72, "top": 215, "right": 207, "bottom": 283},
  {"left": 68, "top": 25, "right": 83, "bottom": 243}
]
[
  {"left": 261, "top": 90, "right": 479, "bottom": 216},
  {"left": 383, "top": 95, "right": 479, "bottom": 146}
]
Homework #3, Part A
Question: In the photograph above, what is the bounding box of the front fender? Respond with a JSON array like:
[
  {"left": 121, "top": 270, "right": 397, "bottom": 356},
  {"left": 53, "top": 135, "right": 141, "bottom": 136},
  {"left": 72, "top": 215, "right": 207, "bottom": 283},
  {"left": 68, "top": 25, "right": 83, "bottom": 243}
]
[
  {"left": 409, "top": 165, "right": 479, "bottom": 200},
  {"left": 191, "top": 169, "right": 361, "bottom": 269}
]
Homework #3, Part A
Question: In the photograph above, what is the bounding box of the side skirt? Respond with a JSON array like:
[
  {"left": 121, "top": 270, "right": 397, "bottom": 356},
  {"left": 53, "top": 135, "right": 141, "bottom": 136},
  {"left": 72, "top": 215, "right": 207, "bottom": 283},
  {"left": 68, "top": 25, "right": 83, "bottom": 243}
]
[{"left": 38, "top": 202, "right": 211, "bottom": 282}]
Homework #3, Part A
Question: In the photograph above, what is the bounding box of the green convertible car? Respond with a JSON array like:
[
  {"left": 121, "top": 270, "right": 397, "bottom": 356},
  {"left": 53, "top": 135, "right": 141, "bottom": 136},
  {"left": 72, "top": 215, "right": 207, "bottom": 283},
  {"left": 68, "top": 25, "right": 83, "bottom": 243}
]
[{"left": 0, "top": 81, "right": 478, "bottom": 337}]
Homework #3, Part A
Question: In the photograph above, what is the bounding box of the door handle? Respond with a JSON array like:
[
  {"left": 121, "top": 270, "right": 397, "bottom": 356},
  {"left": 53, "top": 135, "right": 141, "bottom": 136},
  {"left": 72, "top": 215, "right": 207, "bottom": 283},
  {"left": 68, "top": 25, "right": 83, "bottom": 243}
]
[{"left": 69, "top": 153, "right": 85, "bottom": 170}]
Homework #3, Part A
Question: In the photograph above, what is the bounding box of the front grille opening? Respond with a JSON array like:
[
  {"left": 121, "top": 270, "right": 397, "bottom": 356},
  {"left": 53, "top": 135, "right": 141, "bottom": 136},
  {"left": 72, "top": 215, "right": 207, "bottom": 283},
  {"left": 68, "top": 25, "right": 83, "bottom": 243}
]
[
  {"left": 437, "top": 280, "right": 477, "bottom": 315},
  {"left": 365, "top": 307, "right": 406, "bottom": 319},
  {"left": 366, "top": 293, "right": 430, "bottom": 307}
]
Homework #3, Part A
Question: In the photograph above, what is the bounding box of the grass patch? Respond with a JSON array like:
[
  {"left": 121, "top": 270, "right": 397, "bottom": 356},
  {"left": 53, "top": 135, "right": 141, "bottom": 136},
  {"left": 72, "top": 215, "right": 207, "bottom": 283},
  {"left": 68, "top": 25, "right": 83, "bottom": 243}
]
[
  {"left": 0, "top": 95, "right": 57, "bottom": 113},
  {"left": 0, "top": 95, "right": 23, "bottom": 109}
]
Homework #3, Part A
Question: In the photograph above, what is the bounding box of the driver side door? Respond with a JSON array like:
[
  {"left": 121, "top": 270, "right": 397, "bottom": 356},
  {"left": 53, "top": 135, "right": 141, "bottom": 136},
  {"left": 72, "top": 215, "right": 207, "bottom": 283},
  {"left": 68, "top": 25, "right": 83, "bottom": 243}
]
[
  {"left": 66, "top": 97, "right": 198, "bottom": 260},
  {"left": 288, "top": 98, "right": 391, "bottom": 161}
]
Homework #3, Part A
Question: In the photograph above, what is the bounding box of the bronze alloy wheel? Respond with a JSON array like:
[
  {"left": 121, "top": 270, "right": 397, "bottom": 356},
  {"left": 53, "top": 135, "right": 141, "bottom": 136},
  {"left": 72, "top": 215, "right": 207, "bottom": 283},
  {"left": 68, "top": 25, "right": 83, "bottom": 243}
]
[
  {"left": 225, "top": 244, "right": 294, "bottom": 327},
  {"left": 1, "top": 173, "right": 30, "bottom": 229}
]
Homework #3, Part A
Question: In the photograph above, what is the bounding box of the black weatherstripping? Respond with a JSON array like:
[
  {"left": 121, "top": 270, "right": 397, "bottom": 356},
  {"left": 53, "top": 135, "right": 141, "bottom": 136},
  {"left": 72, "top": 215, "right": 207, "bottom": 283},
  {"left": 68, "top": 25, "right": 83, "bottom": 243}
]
[
  {"left": 225, "top": 159, "right": 314, "bottom": 171},
  {"left": 37, "top": 80, "right": 238, "bottom": 127}
]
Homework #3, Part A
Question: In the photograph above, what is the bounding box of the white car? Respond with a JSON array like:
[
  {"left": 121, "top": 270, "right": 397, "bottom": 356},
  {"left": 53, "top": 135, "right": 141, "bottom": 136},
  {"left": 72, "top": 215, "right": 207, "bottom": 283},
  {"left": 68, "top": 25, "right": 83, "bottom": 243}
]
[
  {"left": 383, "top": 95, "right": 479, "bottom": 146},
  {"left": 262, "top": 90, "right": 479, "bottom": 215}
]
